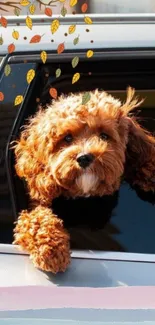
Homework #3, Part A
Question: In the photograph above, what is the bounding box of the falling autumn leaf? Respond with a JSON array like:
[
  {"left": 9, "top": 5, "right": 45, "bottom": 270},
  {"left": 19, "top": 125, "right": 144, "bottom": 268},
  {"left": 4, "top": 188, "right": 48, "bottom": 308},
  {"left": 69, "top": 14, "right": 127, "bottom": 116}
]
[
  {"left": 26, "top": 16, "right": 33, "bottom": 30},
  {"left": 70, "top": 0, "right": 77, "bottom": 7},
  {"left": 68, "top": 25, "right": 76, "bottom": 34},
  {"left": 26, "top": 69, "right": 35, "bottom": 84},
  {"left": 20, "top": 0, "right": 30, "bottom": 6},
  {"left": 81, "top": 3, "right": 88, "bottom": 13},
  {"left": 61, "top": 6, "right": 67, "bottom": 17},
  {"left": 40, "top": 50, "right": 47, "bottom": 64},
  {"left": 0, "top": 92, "right": 4, "bottom": 102},
  {"left": 45, "top": 7, "right": 52, "bottom": 16},
  {"left": 55, "top": 68, "right": 61, "bottom": 78},
  {"left": 30, "top": 34, "right": 43, "bottom": 43},
  {"left": 0, "top": 16, "right": 8, "bottom": 28},
  {"left": 0, "top": 35, "right": 3, "bottom": 45},
  {"left": 29, "top": 4, "right": 36, "bottom": 15},
  {"left": 72, "top": 56, "right": 79, "bottom": 68},
  {"left": 12, "top": 30, "right": 19, "bottom": 40},
  {"left": 73, "top": 35, "right": 79, "bottom": 45},
  {"left": 84, "top": 16, "right": 93, "bottom": 24},
  {"left": 82, "top": 92, "right": 91, "bottom": 105},
  {"left": 4, "top": 64, "right": 11, "bottom": 77},
  {"left": 57, "top": 42, "right": 65, "bottom": 54},
  {"left": 8, "top": 43, "right": 15, "bottom": 54},
  {"left": 49, "top": 87, "right": 57, "bottom": 99},
  {"left": 51, "top": 19, "right": 60, "bottom": 34},
  {"left": 72, "top": 72, "right": 80, "bottom": 84},
  {"left": 86, "top": 50, "right": 94, "bottom": 58},
  {"left": 14, "top": 95, "right": 24, "bottom": 106},
  {"left": 14, "top": 8, "right": 20, "bottom": 16}
]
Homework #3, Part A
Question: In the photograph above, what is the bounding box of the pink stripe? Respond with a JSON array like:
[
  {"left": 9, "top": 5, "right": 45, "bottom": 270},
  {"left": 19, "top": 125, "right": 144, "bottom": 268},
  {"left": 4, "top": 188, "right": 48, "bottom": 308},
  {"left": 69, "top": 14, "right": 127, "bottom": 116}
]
[{"left": 1, "top": 286, "right": 155, "bottom": 311}]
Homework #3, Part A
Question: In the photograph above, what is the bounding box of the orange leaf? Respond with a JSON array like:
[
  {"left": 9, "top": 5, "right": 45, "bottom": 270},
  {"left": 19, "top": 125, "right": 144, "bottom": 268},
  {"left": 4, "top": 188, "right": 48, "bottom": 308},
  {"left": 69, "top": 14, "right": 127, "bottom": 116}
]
[
  {"left": 8, "top": 43, "right": 15, "bottom": 53},
  {"left": 49, "top": 88, "right": 57, "bottom": 99},
  {"left": 45, "top": 7, "right": 52, "bottom": 16},
  {"left": 0, "top": 16, "right": 7, "bottom": 28},
  {"left": 57, "top": 42, "right": 65, "bottom": 54},
  {"left": 30, "top": 34, "right": 42, "bottom": 43},
  {"left": 81, "top": 3, "right": 88, "bottom": 13},
  {"left": 0, "top": 91, "right": 4, "bottom": 101}
]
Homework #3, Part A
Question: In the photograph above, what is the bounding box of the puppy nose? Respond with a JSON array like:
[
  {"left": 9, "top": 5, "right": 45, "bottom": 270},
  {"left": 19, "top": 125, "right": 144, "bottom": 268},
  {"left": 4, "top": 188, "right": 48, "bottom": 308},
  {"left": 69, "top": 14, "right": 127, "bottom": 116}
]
[{"left": 77, "top": 154, "right": 94, "bottom": 168}]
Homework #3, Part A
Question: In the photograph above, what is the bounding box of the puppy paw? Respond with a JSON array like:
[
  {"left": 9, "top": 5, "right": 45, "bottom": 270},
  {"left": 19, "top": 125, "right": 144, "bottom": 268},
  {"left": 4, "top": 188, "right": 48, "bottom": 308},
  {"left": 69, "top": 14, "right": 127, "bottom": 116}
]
[
  {"left": 13, "top": 205, "right": 71, "bottom": 273},
  {"left": 30, "top": 244, "right": 71, "bottom": 273}
]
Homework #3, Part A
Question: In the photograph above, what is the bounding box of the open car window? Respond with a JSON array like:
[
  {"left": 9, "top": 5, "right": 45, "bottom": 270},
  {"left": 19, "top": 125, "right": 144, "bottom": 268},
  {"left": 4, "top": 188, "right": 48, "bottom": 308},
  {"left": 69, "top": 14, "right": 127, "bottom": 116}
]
[{"left": 0, "top": 51, "right": 155, "bottom": 256}]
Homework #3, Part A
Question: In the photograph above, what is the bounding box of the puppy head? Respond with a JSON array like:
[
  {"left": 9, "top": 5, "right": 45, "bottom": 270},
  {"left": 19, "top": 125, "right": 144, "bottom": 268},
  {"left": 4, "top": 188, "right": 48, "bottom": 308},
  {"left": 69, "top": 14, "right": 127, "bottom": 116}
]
[
  {"left": 49, "top": 90, "right": 128, "bottom": 197},
  {"left": 14, "top": 87, "right": 149, "bottom": 204}
]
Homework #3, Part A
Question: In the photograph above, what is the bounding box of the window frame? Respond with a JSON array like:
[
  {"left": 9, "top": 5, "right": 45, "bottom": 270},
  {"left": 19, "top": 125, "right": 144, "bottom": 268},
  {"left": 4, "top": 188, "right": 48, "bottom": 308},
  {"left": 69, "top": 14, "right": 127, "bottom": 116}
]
[{"left": 1, "top": 244, "right": 155, "bottom": 264}]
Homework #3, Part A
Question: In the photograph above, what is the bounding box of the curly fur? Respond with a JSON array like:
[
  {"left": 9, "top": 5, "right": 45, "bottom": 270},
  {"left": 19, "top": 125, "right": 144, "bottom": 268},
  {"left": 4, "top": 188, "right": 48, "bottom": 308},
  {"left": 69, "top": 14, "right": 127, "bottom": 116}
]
[
  {"left": 14, "top": 206, "right": 70, "bottom": 273},
  {"left": 12, "top": 87, "right": 155, "bottom": 273}
]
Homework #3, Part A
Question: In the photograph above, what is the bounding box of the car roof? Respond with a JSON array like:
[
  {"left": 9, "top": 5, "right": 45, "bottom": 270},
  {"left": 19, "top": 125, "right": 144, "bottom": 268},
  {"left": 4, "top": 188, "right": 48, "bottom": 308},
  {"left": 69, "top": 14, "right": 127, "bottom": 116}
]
[{"left": 1, "top": 14, "right": 155, "bottom": 55}]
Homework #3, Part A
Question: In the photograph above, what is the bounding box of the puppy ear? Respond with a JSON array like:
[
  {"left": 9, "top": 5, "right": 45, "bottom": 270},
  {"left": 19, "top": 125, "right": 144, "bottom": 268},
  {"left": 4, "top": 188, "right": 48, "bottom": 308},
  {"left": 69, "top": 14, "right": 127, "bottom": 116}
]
[
  {"left": 12, "top": 109, "right": 59, "bottom": 205},
  {"left": 122, "top": 88, "right": 155, "bottom": 192},
  {"left": 118, "top": 87, "right": 144, "bottom": 117}
]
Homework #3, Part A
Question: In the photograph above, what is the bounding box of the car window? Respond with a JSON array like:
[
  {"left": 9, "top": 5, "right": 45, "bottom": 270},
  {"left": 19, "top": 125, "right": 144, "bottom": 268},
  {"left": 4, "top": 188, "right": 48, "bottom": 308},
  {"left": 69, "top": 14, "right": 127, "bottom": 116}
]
[{"left": 1, "top": 53, "right": 155, "bottom": 255}]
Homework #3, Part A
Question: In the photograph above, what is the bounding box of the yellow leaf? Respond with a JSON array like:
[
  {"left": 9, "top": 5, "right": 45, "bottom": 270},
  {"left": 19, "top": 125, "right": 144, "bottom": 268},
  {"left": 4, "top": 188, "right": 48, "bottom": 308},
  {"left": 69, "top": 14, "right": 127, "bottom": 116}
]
[
  {"left": 51, "top": 20, "right": 59, "bottom": 34},
  {"left": 86, "top": 50, "right": 94, "bottom": 58},
  {"left": 26, "top": 69, "right": 35, "bottom": 84},
  {"left": 12, "top": 30, "right": 19, "bottom": 40},
  {"left": 68, "top": 25, "right": 76, "bottom": 34},
  {"left": 70, "top": 0, "right": 77, "bottom": 6},
  {"left": 0, "top": 35, "right": 4, "bottom": 45},
  {"left": 20, "top": 0, "right": 30, "bottom": 6},
  {"left": 84, "top": 16, "right": 93, "bottom": 24},
  {"left": 29, "top": 4, "right": 36, "bottom": 14},
  {"left": 26, "top": 16, "right": 33, "bottom": 30},
  {"left": 14, "top": 95, "right": 24, "bottom": 106},
  {"left": 72, "top": 72, "right": 80, "bottom": 84},
  {"left": 51, "top": 19, "right": 60, "bottom": 34},
  {"left": 59, "top": 0, "right": 65, "bottom": 2},
  {"left": 40, "top": 50, "right": 47, "bottom": 64},
  {"left": 4, "top": 64, "right": 11, "bottom": 76}
]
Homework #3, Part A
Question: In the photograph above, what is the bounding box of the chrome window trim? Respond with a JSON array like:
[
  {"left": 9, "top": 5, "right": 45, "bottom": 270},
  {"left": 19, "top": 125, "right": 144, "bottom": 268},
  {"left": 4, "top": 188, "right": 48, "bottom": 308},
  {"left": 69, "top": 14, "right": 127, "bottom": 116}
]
[
  {"left": 1, "top": 244, "right": 155, "bottom": 263},
  {"left": 8, "top": 49, "right": 155, "bottom": 64},
  {"left": 5, "top": 14, "right": 155, "bottom": 25},
  {"left": 0, "top": 57, "right": 5, "bottom": 67}
]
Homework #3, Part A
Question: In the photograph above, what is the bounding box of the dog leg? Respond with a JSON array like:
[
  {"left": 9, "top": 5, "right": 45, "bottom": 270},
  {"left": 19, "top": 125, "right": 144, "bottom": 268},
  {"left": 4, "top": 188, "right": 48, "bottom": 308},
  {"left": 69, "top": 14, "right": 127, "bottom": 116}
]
[{"left": 13, "top": 206, "right": 71, "bottom": 273}]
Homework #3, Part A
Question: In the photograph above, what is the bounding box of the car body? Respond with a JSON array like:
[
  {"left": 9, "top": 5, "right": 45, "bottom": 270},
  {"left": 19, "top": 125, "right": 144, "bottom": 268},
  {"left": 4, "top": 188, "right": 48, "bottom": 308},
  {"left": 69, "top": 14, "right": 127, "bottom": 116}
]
[
  {"left": 1, "top": 9, "right": 155, "bottom": 322},
  {"left": 1, "top": 245, "right": 155, "bottom": 323}
]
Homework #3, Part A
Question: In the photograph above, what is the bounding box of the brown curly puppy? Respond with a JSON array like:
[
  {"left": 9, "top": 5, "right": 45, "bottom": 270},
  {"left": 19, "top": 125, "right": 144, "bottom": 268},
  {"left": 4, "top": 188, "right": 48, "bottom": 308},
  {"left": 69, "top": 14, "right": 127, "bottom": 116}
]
[{"left": 13, "top": 87, "right": 155, "bottom": 273}]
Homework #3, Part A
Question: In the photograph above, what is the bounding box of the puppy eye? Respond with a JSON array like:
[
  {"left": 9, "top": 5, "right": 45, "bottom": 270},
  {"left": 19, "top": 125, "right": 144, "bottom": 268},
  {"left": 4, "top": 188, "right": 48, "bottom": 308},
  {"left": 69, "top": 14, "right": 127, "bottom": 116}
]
[
  {"left": 64, "top": 134, "right": 73, "bottom": 143},
  {"left": 100, "top": 132, "right": 109, "bottom": 141}
]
